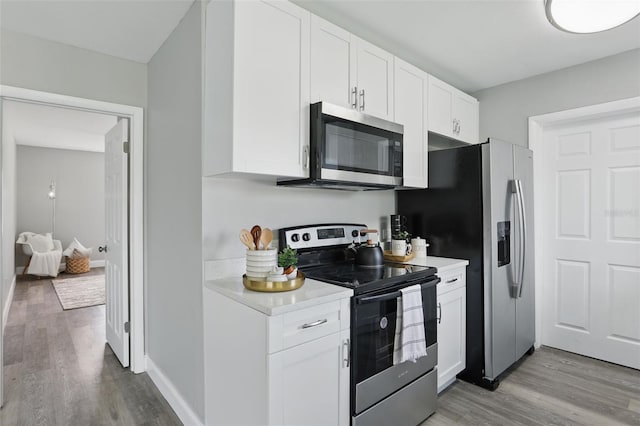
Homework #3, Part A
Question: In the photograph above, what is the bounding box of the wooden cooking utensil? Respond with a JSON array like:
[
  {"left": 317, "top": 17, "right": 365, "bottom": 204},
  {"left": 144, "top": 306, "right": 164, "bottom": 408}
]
[
  {"left": 250, "top": 225, "right": 262, "bottom": 250},
  {"left": 239, "top": 229, "right": 255, "bottom": 250},
  {"left": 260, "top": 228, "right": 273, "bottom": 250}
]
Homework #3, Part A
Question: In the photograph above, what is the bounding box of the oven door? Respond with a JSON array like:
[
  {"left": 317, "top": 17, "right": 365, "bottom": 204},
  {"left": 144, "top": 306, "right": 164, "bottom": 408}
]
[
  {"left": 312, "top": 102, "right": 403, "bottom": 187},
  {"left": 351, "top": 276, "right": 439, "bottom": 415}
]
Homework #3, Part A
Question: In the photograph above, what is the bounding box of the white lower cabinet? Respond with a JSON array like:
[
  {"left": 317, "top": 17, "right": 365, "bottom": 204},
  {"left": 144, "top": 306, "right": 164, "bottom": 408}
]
[
  {"left": 436, "top": 267, "right": 467, "bottom": 393},
  {"left": 205, "top": 290, "right": 350, "bottom": 426},
  {"left": 269, "top": 329, "right": 350, "bottom": 426}
]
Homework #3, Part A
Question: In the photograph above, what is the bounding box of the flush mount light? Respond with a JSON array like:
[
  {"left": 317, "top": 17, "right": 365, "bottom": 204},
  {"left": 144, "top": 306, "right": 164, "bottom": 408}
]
[{"left": 545, "top": 0, "right": 640, "bottom": 33}]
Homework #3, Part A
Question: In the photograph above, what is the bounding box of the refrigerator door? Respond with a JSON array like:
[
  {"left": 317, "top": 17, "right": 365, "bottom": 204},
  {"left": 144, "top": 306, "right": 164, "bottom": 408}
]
[
  {"left": 513, "top": 145, "right": 535, "bottom": 359},
  {"left": 482, "top": 140, "right": 517, "bottom": 380}
]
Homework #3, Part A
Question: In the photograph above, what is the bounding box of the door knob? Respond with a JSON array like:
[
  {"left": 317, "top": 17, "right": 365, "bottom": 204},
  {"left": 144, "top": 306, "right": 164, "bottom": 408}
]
[{"left": 99, "top": 246, "right": 108, "bottom": 253}]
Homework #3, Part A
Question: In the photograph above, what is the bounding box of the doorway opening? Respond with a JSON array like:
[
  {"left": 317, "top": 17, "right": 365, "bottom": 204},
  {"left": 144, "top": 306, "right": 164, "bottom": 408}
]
[{"left": 0, "top": 86, "right": 145, "bottom": 409}]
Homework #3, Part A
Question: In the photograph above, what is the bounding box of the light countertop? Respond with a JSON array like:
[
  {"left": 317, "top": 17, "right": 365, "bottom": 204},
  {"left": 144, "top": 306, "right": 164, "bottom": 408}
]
[
  {"left": 204, "top": 276, "right": 353, "bottom": 316},
  {"left": 403, "top": 255, "right": 469, "bottom": 274}
]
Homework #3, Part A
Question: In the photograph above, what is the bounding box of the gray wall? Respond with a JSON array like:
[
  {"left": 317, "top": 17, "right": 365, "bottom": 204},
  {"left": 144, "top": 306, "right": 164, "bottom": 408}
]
[
  {"left": 474, "top": 48, "right": 640, "bottom": 147},
  {"left": 0, "top": 30, "right": 147, "bottom": 108},
  {"left": 146, "top": 2, "right": 204, "bottom": 421},
  {"left": 202, "top": 177, "right": 395, "bottom": 259},
  {"left": 1, "top": 105, "right": 17, "bottom": 315},
  {"left": 15, "top": 145, "right": 104, "bottom": 267}
]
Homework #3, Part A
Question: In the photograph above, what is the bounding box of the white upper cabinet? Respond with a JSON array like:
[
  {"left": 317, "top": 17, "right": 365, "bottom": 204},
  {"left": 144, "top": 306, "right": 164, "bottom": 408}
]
[
  {"left": 310, "top": 16, "right": 394, "bottom": 120},
  {"left": 310, "top": 16, "right": 355, "bottom": 109},
  {"left": 204, "top": 0, "right": 310, "bottom": 178},
  {"left": 354, "top": 37, "right": 394, "bottom": 120},
  {"left": 394, "top": 57, "right": 428, "bottom": 188},
  {"left": 427, "top": 75, "right": 479, "bottom": 144}
]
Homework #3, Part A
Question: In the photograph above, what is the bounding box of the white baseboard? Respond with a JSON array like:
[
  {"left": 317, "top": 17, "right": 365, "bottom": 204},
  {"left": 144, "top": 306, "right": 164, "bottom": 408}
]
[
  {"left": 3, "top": 275, "right": 16, "bottom": 334},
  {"left": 146, "top": 356, "right": 204, "bottom": 426},
  {"left": 15, "top": 259, "right": 106, "bottom": 275}
]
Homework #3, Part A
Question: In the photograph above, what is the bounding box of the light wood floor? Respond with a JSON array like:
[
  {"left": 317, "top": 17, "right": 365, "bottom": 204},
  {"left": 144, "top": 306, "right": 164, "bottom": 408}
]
[
  {"left": 3, "top": 272, "right": 639, "bottom": 425},
  {"left": 423, "top": 346, "right": 640, "bottom": 426},
  {"left": 1, "top": 270, "right": 181, "bottom": 425}
]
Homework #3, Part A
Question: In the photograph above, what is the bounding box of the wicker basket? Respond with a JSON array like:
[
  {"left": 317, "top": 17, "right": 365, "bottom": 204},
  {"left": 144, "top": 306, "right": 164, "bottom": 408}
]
[{"left": 66, "top": 249, "right": 90, "bottom": 274}]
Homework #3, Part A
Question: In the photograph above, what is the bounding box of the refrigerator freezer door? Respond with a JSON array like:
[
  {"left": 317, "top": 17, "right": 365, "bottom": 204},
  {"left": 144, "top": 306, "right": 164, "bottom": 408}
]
[
  {"left": 483, "top": 140, "right": 517, "bottom": 380},
  {"left": 513, "top": 145, "right": 535, "bottom": 360}
]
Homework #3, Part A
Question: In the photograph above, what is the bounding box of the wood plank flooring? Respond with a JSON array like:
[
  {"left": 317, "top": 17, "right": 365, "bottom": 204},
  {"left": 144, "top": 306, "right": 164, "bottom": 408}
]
[
  {"left": 1, "top": 270, "right": 181, "bottom": 426},
  {"left": 423, "top": 346, "right": 640, "bottom": 426},
  {"left": 4, "top": 271, "right": 639, "bottom": 425}
]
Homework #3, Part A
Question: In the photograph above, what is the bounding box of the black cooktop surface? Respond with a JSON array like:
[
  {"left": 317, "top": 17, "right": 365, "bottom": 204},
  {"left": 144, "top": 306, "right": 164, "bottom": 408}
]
[{"left": 302, "top": 262, "right": 437, "bottom": 295}]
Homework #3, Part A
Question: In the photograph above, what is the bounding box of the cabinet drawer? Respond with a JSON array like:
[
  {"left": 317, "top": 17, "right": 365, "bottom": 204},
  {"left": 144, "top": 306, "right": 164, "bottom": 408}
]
[
  {"left": 268, "top": 300, "right": 343, "bottom": 353},
  {"left": 437, "top": 268, "right": 466, "bottom": 295}
]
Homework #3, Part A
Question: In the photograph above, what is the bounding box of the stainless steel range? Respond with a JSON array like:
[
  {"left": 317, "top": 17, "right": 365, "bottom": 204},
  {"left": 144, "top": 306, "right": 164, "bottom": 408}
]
[{"left": 279, "top": 223, "right": 440, "bottom": 426}]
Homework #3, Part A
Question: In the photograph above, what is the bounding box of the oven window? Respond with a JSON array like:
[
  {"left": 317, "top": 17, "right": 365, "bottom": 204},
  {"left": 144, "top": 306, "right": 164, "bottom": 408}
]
[
  {"left": 323, "top": 121, "right": 392, "bottom": 174},
  {"left": 353, "top": 284, "right": 437, "bottom": 384}
]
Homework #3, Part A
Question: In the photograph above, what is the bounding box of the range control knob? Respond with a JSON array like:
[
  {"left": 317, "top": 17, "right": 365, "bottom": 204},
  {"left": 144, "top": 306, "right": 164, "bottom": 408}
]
[
  {"left": 291, "top": 233, "right": 300, "bottom": 242},
  {"left": 351, "top": 230, "right": 359, "bottom": 238},
  {"left": 302, "top": 233, "right": 311, "bottom": 242}
]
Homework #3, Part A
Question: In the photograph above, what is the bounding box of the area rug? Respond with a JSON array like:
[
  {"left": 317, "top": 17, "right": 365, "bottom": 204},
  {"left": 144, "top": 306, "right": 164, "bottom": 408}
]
[{"left": 51, "top": 275, "right": 105, "bottom": 310}]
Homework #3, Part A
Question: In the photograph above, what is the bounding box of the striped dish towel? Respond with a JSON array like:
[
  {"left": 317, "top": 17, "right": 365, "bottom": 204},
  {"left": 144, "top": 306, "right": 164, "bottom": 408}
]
[{"left": 393, "top": 284, "right": 427, "bottom": 364}]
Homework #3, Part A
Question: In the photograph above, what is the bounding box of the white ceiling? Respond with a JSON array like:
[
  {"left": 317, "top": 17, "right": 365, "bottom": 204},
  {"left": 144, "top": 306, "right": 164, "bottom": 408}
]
[
  {"left": 293, "top": 0, "right": 640, "bottom": 92},
  {"left": 0, "top": 0, "right": 638, "bottom": 91},
  {"left": 5, "top": 100, "right": 118, "bottom": 153},
  {"left": 0, "top": 0, "right": 195, "bottom": 63}
]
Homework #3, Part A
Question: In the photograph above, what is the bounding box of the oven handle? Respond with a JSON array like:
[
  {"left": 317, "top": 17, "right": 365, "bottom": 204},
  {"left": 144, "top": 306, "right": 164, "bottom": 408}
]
[{"left": 355, "top": 277, "right": 440, "bottom": 304}]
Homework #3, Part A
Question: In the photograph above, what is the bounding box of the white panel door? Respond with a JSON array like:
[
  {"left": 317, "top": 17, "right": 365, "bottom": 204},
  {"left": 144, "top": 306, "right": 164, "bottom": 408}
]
[
  {"left": 310, "top": 15, "right": 355, "bottom": 108},
  {"left": 104, "top": 119, "right": 129, "bottom": 368},
  {"left": 437, "top": 286, "right": 466, "bottom": 393},
  {"left": 394, "top": 57, "right": 428, "bottom": 188},
  {"left": 355, "top": 37, "right": 393, "bottom": 120},
  {"left": 541, "top": 112, "right": 640, "bottom": 369}
]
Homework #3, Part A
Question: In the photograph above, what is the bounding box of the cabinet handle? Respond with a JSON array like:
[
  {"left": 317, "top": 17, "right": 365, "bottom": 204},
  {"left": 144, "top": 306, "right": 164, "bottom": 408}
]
[
  {"left": 457, "top": 120, "right": 461, "bottom": 135},
  {"left": 359, "top": 89, "right": 365, "bottom": 111},
  {"left": 301, "top": 318, "right": 328, "bottom": 329},
  {"left": 343, "top": 338, "right": 350, "bottom": 367},
  {"left": 437, "top": 303, "right": 442, "bottom": 324},
  {"left": 446, "top": 278, "right": 458, "bottom": 283},
  {"left": 452, "top": 119, "right": 457, "bottom": 134},
  {"left": 352, "top": 87, "right": 358, "bottom": 109},
  {"left": 303, "top": 145, "right": 309, "bottom": 169}
]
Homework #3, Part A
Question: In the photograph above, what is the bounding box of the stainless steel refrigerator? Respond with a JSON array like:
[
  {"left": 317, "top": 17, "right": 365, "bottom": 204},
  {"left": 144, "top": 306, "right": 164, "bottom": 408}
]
[{"left": 397, "top": 138, "right": 535, "bottom": 390}]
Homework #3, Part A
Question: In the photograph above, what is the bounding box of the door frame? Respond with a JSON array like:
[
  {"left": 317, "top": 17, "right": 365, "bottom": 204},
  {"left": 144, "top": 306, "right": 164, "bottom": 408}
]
[
  {"left": 0, "top": 85, "right": 145, "bottom": 373},
  {"left": 528, "top": 96, "right": 640, "bottom": 348}
]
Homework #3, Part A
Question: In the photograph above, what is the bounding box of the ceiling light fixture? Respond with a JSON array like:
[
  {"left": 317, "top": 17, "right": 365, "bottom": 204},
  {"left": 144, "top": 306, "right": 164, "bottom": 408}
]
[{"left": 545, "top": 0, "right": 640, "bottom": 33}]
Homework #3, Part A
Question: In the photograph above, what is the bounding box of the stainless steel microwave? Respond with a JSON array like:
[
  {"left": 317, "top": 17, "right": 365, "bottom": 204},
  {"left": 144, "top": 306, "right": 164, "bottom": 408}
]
[{"left": 278, "top": 102, "right": 404, "bottom": 191}]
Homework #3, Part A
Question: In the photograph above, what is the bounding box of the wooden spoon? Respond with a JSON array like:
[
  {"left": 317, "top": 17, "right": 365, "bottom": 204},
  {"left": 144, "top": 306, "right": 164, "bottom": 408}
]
[
  {"left": 239, "top": 229, "right": 255, "bottom": 250},
  {"left": 250, "top": 225, "right": 262, "bottom": 250},
  {"left": 260, "top": 228, "right": 273, "bottom": 250}
]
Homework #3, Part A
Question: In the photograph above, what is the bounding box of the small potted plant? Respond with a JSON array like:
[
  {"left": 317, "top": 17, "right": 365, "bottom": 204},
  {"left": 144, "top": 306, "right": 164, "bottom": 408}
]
[
  {"left": 278, "top": 247, "right": 299, "bottom": 279},
  {"left": 391, "top": 230, "right": 411, "bottom": 257}
]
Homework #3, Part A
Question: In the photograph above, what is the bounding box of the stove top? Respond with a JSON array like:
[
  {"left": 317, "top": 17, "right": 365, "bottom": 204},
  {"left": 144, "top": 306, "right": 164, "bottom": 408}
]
[
  {"left": 302, "top": 262, "right": 437, "bottom": 295},
  {"left": 280, "top": 223, "right": 438, "bottom": 295}
]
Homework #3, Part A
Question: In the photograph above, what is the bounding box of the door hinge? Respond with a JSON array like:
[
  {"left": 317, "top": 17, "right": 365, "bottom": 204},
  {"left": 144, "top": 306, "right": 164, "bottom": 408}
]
[
  {"left": 124, "top": 322, "right": 130, "bottom": 333},
  {"left": 123, "top": 141, "right": 130, "bottom": 154}
]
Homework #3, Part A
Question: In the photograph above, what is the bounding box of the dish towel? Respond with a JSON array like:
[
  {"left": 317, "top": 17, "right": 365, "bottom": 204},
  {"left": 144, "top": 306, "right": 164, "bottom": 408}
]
[{"left": 393, "top": 284, "right": 427, "bottom": 364}]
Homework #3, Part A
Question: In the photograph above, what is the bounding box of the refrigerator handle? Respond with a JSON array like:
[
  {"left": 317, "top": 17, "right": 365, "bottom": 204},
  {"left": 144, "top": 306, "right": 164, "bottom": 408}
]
[{"left": 515, "top": 180, "right": 527, "bottom": 298}]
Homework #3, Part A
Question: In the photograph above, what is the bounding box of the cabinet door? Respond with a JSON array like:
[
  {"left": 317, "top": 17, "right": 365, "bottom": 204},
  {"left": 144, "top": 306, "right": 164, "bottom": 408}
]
[
  {"left": 427, "top": 75, "right": 454, "bottom": 138},
  {"left": 233, "top": 0, "right": 310, "bottom": 178},
  {"left": 437, "top": 287, "right": 466, "bottom": 393},
  {"left": 355, "top": 37, "right": 394, "bottom": 120},
  {"left": 310, "top": 15, "right": 355, "bottom": 108},
  {"left": 269, "top": 332, "right": 349, "bottom": 426},
  {"left": 394, "top": 58, "right": 428, "bottom": 188},
  {"left": 454, "top": 92, "right": 479, "bottom": 144}
]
